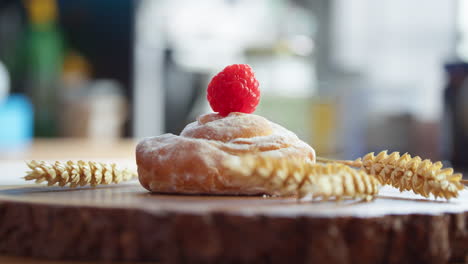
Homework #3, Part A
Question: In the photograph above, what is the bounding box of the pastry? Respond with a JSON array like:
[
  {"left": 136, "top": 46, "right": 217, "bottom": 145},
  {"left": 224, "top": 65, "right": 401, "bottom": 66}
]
[
  {"left": 136, "top": 64, "right": 315, "bottom": 195},
  {"left": 137, "top": 112, "right": 315, "bottom": 195}
]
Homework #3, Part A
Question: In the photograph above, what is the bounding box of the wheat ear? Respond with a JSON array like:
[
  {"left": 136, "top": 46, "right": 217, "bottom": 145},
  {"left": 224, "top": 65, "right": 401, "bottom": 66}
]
[
  {"left": 317, "top": 151, "right": 465, "bottom": 200},
  {"left": 25, "top": 160, "right": 137, "bottom": 187},
  {"left": 223, "top": 156, "right": 380, "bottom": 201}
]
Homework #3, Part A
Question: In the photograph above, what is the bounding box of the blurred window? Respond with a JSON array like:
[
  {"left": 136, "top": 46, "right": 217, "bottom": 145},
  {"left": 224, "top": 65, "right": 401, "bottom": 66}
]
[{"left": 332, "top": 0, "right": 456, "bottom": 121}]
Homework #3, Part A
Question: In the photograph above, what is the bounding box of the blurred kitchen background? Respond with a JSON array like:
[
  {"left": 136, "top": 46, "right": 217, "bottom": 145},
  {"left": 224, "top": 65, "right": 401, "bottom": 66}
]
[{"left": 0, "top": 0, "right": 468, "bottom": 170}]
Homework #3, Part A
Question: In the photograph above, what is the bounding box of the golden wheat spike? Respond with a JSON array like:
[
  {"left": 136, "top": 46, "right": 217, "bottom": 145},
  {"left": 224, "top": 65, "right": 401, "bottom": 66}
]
[
  {"left": 223, "top": 156, "right": 380, "bottom": 201},
  {"left": 317, "top": 151, "right": 465, "bottom": 200},
  {"left": 24, "top": 160, "right": 137, "bottom": 187}
]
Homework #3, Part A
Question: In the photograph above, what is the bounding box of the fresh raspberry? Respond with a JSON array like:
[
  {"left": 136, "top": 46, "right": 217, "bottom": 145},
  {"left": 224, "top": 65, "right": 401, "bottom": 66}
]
[{"left": 207, "top": 64, "right": 260, "bottom": 116}]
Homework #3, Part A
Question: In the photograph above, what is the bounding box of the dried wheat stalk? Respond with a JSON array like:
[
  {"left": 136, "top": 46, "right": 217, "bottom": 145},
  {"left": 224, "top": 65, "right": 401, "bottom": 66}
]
[
  {"left": 224, "top": 156, "right": 380, "bottom": 201},
  {"left": 25, "top": 160, "right": 137, "bottom": 187},
  {"left": 317, "top": 151, "right": 465, "bottom": 200}
]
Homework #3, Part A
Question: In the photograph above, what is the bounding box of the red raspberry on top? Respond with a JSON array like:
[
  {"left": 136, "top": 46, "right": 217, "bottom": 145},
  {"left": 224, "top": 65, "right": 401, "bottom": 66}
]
[{"left": 207, "top": 64, "right": 260, "bottom": 116}]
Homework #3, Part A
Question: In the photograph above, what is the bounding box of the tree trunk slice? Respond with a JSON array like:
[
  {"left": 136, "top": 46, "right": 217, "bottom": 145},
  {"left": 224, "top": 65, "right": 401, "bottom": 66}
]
[{"left": 0, "top": 183, "right": 467, "bottom": 264}]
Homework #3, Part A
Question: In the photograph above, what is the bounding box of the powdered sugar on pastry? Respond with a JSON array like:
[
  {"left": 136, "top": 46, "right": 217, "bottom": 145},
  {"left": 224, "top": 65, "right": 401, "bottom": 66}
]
[{"left": 136, "top": 112, "right": 315, "bottom": 195}]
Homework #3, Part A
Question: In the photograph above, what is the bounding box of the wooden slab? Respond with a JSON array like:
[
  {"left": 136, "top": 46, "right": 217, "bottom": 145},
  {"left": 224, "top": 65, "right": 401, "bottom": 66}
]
[{"left": 1, "top": 161, "right": 468, "bottom": 263}]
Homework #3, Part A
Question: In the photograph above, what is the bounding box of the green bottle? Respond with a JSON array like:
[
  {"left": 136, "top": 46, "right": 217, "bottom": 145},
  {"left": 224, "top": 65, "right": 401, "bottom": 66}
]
[{"left": 24, "top": 0, "right": 64, "bottom": 137}]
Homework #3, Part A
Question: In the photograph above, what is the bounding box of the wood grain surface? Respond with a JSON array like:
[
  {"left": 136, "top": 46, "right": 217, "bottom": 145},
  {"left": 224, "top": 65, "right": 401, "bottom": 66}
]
[
  {"left": 0, "top": 255, "right": 148, "bottom": 264},
  {"left": 0, "top": 179, "right": 468, "bottom": 263}
]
